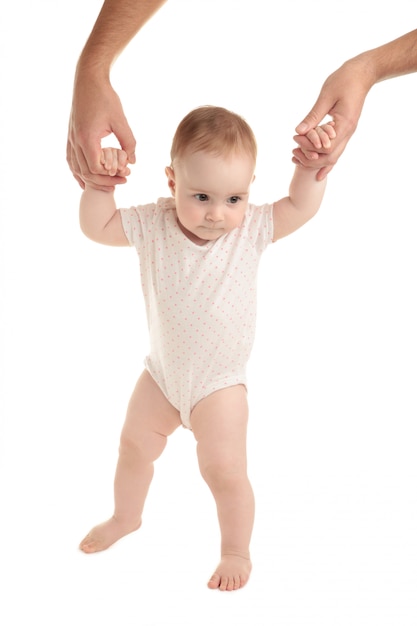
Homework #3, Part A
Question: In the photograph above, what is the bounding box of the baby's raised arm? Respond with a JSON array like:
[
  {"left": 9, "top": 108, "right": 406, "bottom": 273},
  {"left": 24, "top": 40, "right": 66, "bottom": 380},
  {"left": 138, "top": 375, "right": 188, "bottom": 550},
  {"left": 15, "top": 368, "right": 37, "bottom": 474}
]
[
  {"left": 272, "top": 122, "right": 336, "bottom": 241},
  {"left": 79, "top": 148, "right": 130, "bottom": 246}
]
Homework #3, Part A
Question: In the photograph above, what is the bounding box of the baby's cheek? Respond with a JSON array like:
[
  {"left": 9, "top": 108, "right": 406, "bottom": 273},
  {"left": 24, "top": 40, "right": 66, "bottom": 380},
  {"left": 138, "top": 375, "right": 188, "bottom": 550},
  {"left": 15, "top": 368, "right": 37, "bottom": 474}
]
[
  {"left": 188, "top": 209, "right": 201, "bottom": 224},
  {"left": 235, "top": 208, "right": 248, "bottom": 227}
]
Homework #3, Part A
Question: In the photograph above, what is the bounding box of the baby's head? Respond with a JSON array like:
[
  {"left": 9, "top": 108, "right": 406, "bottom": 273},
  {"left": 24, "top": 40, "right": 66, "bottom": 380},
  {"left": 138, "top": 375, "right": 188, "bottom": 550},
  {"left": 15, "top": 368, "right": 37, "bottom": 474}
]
[
  {"left": 166, "top": 106, "right": 257, "bottom": 245},
  {"left": 170, "top": 105, "right": 257, "bottom": 165}
]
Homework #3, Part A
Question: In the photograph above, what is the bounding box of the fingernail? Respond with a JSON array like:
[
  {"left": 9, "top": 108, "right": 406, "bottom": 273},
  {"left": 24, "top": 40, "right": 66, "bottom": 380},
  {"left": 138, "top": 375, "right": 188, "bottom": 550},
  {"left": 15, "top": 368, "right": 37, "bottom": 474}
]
[{"left": 296, "top": 122, "right": 308, "bottom": 133}]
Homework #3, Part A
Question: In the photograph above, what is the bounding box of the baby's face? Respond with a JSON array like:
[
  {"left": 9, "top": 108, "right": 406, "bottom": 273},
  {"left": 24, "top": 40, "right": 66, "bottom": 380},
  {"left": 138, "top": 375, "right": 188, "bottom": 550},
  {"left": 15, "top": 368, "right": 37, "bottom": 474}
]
[{"left": 165, "top": 150, "right": 255, "bottom": 245}]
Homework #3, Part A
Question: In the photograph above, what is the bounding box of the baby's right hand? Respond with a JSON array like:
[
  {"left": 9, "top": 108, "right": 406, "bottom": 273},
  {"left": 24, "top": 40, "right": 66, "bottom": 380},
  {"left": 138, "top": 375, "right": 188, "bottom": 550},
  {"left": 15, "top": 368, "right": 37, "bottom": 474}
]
[{"left": 100, "top": 147, "right": 131, "bottom": 178}]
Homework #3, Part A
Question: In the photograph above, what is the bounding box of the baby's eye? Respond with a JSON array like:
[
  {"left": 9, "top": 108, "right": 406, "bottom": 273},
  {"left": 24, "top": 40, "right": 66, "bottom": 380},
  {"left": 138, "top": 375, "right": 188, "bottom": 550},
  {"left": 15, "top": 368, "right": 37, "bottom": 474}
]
[
  {"left": 195, "top": 193, "right": 209, "bottom": 202},
  {"left": 227, "top": 196, "right": 241, "bottom": 204}
]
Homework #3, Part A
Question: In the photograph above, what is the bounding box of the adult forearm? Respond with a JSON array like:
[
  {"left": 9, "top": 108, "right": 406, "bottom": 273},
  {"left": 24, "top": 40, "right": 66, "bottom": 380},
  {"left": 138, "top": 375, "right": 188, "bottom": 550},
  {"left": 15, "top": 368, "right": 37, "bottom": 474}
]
[
  {"left": 76, "top": 0, "right": 168, "bottom": 78},
  {"left": 350, "top": 28, "right": 417, "bottom": 86}
]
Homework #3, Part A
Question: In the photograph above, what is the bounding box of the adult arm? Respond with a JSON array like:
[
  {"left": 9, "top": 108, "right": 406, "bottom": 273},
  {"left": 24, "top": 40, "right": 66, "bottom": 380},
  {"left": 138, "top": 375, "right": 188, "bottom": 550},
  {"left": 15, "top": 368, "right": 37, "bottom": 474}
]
[
  {"left": 67, "top": 0, "right": 168, "bottom": 191},
  {"left": 293, "top": 29, "right": 417, "bottom": 180}
]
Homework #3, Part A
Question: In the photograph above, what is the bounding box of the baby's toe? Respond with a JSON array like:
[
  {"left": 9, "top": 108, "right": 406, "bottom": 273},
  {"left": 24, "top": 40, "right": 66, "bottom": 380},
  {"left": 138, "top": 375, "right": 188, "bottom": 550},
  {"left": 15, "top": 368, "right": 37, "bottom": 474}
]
[
  {"left": 207, "top": 573, "right": 221, "bottom": 589},
  {"left": 79, "top": 534, "right": 98, "bottom": 553}
]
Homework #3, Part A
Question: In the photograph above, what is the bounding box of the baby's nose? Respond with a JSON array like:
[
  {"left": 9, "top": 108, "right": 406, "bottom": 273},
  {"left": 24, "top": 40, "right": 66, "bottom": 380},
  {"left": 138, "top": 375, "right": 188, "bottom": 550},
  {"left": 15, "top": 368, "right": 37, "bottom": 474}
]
[{"left": 206, "top": 204, "right": 223, "bottom": 221}]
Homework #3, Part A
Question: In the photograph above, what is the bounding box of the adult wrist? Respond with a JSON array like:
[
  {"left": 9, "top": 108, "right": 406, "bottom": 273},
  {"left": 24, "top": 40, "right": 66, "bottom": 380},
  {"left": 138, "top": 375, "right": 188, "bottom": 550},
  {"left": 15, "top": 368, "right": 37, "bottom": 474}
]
[
  {"left": 344, "top": 53, "right": 378, "bottom": 91},
  {"left": 75, "top": 52, "right": 112, "bottom": 84}
]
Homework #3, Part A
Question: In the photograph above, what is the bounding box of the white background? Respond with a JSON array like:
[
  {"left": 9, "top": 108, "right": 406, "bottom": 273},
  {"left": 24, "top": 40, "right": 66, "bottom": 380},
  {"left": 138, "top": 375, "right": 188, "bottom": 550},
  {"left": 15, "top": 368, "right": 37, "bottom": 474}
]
[{"left": 1, "top": 1, "right": 416, "bottom": 624}]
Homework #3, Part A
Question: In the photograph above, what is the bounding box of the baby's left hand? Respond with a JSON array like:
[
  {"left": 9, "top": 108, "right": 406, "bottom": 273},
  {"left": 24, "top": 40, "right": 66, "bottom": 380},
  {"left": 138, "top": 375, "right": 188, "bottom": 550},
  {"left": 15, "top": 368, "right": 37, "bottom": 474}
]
[
  {"left": 292, "top": 121, "right": 336, "bottom": 163},
  {"left": 306, "top": 120, "right": 336, "bottom": 149},
  {"left": 100, "top": 147, "right": 131, "bottom": 177}
]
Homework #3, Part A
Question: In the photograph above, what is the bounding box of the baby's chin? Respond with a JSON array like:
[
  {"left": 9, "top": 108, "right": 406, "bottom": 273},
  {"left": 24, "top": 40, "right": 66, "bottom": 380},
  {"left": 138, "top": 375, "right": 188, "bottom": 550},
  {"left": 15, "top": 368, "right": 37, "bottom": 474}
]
[
  {"left": 198, "top": 226, "right": 232, "bottom": 242},
  {"left": 178, "top": 220, "right": 228, "bottom": 244},
  {"left": 199, "top": 226, "right": 226, "bottom": 236}
]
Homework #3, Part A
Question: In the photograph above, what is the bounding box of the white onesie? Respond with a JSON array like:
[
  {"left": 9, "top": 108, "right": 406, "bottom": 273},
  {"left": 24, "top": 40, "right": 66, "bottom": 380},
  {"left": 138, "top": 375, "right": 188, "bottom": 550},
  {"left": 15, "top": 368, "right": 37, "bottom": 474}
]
[{"left": 120, "top": 197, "right": 274, "bottom": 429}]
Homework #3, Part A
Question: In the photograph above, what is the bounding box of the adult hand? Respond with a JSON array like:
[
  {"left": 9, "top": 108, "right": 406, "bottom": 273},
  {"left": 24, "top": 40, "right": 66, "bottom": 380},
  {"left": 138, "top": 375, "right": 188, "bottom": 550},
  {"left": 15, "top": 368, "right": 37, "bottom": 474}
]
[
  {"left": 293, "top": 59, "right": 374, "bottom": 180},
  {"left": 67, "top": 75, "right": 136, "bottom": 192}
]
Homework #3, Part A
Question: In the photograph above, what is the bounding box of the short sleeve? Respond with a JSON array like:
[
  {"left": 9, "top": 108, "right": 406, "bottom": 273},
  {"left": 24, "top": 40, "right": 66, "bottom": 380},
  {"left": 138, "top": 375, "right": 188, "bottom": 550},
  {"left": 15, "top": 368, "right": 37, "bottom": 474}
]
[
  {"left": 119, "top": 203, "right": 157, "bottom": 250},
  {"left": 244, "top": 202, "right": 275, "bottom": 253}
]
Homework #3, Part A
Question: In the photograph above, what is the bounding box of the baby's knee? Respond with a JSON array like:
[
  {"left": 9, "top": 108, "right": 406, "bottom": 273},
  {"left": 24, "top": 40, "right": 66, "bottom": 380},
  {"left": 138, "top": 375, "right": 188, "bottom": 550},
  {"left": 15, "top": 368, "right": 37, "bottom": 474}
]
[
  {"left": 199, "top": 457, "right": 246, "bottom": 491},
  {"left": 119, "top": 430, "right": 167, "bottom": 463}
]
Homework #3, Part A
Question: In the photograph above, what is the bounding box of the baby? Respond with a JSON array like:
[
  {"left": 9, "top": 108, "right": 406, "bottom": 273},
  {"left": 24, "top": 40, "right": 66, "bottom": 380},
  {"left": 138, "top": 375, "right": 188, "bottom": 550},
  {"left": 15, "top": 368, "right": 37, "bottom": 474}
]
[{"left": 78, "top": 105, "right": 335, "bottom": 591}]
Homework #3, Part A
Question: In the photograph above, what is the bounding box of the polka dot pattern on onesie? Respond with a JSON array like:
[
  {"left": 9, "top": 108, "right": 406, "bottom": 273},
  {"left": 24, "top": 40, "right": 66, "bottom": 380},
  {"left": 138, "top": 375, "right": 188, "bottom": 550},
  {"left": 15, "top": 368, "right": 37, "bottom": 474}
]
[{"left": 120, "top": 197, "right": 274, "bottom": 428}]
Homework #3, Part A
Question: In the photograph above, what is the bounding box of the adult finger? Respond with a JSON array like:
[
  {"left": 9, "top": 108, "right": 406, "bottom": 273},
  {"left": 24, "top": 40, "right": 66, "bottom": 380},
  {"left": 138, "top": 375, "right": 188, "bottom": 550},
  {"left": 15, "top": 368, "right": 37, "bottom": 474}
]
[
  {"left": 112, "top": 118, "right": 137, "bottom": 164},
  {"left": 295, "top": 93, "right": 334, "bottom": 135}
]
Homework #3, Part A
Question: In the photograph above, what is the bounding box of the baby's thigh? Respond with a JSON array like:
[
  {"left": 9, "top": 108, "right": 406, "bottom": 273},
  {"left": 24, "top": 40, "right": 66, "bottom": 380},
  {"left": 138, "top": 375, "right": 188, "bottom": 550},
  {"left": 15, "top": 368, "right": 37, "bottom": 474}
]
[
  {"left": 122, "top": 370, "right": 182, "bottom": 441},
  {"left": 191, "top": 385, "right": 249, "bottom": 467}
]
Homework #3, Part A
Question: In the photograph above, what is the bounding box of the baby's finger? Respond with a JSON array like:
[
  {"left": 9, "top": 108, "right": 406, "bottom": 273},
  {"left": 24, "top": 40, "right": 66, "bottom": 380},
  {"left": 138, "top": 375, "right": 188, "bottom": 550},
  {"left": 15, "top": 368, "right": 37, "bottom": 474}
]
[
  {"left": 101, "top": 148, "right": 120, "bottom": 176},
  {"left": 100, "top": 148, "right": 116, "bottom": 174},
  {"left": 117, "top": 165, "right": 131, "bottom": 177},
  {"left": 292, "top": 147, "right": 319, "bottom": 163},
  {"left": 293, "top": 147, "right": 319, "bottom": 160},
  {"left": 110, "top": 149, "right": 119, "bottom": 176},
  {"left": 305, "top": 128, "right": 323, "bottom": 150},
  {"left": 100, "top": 148, "right": 111, "bottom": 170},
  {"left": 315, "top": 124, "right": 336, "bottom": 149},
  {"left": 320, "top": 122, "right": 337, "bottom": 140},
  {"left": 117, "top": 150, "right": 129, "bottom": 169},
  {"left": 316, "top": 128, "right": 330, "bottom": 149}
]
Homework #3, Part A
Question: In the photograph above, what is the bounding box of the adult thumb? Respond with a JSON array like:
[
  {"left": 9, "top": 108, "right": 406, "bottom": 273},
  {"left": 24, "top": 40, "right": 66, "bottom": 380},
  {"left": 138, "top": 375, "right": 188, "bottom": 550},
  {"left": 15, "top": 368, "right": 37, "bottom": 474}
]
[
  {"left": 295, "top": 95, "right": 333, "bottom": 135},
  {"left": 113, "top": 120, "right": 137, "bottom": 164}
]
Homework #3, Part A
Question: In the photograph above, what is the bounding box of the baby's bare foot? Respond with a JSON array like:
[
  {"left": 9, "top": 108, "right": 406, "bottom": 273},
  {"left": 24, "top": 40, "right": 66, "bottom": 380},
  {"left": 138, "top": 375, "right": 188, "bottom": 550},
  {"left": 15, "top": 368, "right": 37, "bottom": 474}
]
[
  {"left": 79, "top": 516, "right": 141, "bottom": 553},
  {"left": 207, "top": 554, "right": 252, "bottom": 591}
]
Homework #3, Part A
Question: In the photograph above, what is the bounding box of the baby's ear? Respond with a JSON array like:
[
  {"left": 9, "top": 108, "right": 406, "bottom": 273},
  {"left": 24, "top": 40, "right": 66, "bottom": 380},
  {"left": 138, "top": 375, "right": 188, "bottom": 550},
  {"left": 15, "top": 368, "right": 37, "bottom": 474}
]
[{"left": 165, "top": 166, "right": 176, "bottom": 196}]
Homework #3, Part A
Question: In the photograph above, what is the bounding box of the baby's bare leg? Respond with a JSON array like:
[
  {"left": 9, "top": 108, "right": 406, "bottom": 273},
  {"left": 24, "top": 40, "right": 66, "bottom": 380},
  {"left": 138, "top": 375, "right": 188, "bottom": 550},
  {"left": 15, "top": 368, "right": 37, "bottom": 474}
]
[
  {"left": 191, "top": 385, "right": 254, "bottom": 591},
  {"left": 80, "top": 370, "right": 181, "bottom": 553}
]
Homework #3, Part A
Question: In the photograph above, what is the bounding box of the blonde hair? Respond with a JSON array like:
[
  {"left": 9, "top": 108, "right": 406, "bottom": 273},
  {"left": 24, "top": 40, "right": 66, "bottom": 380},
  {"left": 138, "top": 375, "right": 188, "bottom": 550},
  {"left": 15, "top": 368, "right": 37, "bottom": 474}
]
[{"left": 170, "top": 105, "right": 257, "bottom": 164}]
